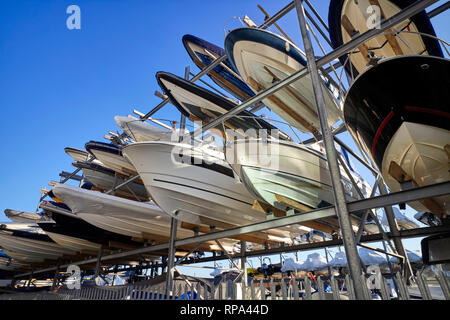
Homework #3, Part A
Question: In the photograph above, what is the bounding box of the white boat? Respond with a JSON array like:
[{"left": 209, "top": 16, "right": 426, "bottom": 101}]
[
  {"left": 4, "top": 209, "right": 42, "bottom": 223},
  {"left": 65, "top": 146, "right": 103, "bottom": 165},
  {"left": 38, "top": 201, "right": 151, "bottom": 253},
  {"left": 50, "top": 183, "right": 239, "bottom": 252},
  {"left": 123, "top": 141, "right": 311, "bottom": 242},
  {"left": 72, "top": 161, "right": 149, "bottom": 201},
  {"left": 85, "top": 141, "right": 137, "bottom": 176},
  {"left": 115, "top": 115, "right": 173, "bottom": 142},
  {"left": 0, "top": 224, "right": 77, "bottom": 262},
  {"left": 225, "top": 138, "right": 371, "bottom": 217},
  {"left": 380, "top": 207, "right": 419, "bottom": 230},
  {"left": 343, "top": 55, "right": 450, "bottom": 216},
  {"left": 224, "top": 28, "right": 342, "bottom": 133}
]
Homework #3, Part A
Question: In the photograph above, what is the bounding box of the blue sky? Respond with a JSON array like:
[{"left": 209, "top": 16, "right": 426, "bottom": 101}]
[{"left": 0, "top": 1, "right": 448, "bottom": 276}]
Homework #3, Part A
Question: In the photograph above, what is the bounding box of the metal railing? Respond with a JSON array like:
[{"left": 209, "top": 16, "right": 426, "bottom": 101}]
[{"left": 2, "top": 270, "right": 449, "bottom": 300}]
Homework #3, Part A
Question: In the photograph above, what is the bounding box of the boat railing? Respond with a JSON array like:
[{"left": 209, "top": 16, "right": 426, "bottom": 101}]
[{"left": 337, "top": 30, "right": 450, "bottom": 97}]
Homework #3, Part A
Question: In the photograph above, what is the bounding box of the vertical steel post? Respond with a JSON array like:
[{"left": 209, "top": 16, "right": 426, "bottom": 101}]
[
  {"left": 240, "top": 241, "right": 247, "bottom": 287},
  {"left": 377, "top": 182, "right": 413, "bottom": 282},
  {"left": 94, "top": 248, "right": 103, "bottom": 281},
  {"left": 165, "top": 217, "right": 178, "bottom": 298},
  {"left": 294, "top": 0, "right": 365, "bottom": 299},
  {"left": 51, "top": 259, "right": 61, "bottom": 291}
]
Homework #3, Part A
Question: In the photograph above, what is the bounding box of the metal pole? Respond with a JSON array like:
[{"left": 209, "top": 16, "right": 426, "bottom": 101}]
[
  {"left": 165, "top": 217, "right": 178, "bottom": 298},
  {"left": 428, "top": 1, "right": 450, "bottom": 18},
  {"left": 241, "top": 241, "right": 247, "bottom": 286},
  {"left": 294, "top": 0, "right": 365, "bottom": 300},
  {"left": 105, "top": 174, "right": 140, "bottom": 195},
  {"left": 94, "top": 248, "right": 103, "bottom": 280},
  {"left": 51, "top": 259, "right": 61, "bottom": 291},
  {"left": 377, "top": 182, "right": 414, "bottom": 282}
]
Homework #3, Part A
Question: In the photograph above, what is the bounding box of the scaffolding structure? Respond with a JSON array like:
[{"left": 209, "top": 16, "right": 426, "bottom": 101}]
[{"left": 5, "top": 0, "right": 450, "bottom": 300}]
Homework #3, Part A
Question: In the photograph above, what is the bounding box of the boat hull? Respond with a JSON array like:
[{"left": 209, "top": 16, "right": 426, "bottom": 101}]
[
  {"left": 0, "top": 231, "right": 76, "bottom": 261},
  {"left": 123, "top": 141, "right": 309, "bottom": 240},
  {"left": 41, "top": 229, "right": 101, "bottom": 252},
  {"left": 328, "top": 0, "right": 443, "bottom": 77},
  {"left": 74, "top": 161, "right": 149, "bottom": 200},
  {"left": 85, "top": 141, "right": 137, "bottom": 176},
  {"left": 227, "top": 139, "right": 368, "bottom": 211},
  {"left": 225, "top": 28, "right": 342, "bottom": 133},
  {"left": 343, "top": 55, "right": 450, "bottom": 215},
  {"left": 51, "top": 183, "right": 196, "bottom": 240},
  {"left": 182, "top": 34, "right": 255, "bottom": 102},
  {"left": 115, "top": 116, "right": 172, "bottom": 142},
  {"left": 4, "top": 209, "right": 42, "bottom": 224},
  {"left": 381, "top": 122, "right": 450, "bottom": 214}
]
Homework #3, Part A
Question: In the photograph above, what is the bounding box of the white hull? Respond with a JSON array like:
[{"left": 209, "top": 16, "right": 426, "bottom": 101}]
[
  {"left": 52, "top": 183, "right": 196, "bottom": 240},
  {"left": 226, "top": 139, "right": 370, "bottom": 210},
  {"left": 339, "top": 0, "right": 432, "bottom": 74},
  {"left": 80, "top": 167, "right": 148, "bottom": 200},
  {"left": 4, "top": 209, "right": 42, "bottom": 224},
  {"left": 381, "top": 122, "right": 450, "bottom": 214},
  {"left": 123, "top": 141, "right": 310, "bottom": 241},
  {"left": 115, "top": 116, "right": 172, "bottom": 142},
  {"left": 229, "top": 30, "right": 341, "bottom": 132},
  {"left": 88, "top": 148, "right": 137, "bottom": 176},
  {"left": 43, "top": 230, "right": 101, "bottom": 252},
  {"left": 0, "top": 231, "right": 76, "bottom": 261}
]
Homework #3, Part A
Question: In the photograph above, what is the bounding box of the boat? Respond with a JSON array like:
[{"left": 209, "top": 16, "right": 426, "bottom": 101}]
[
  {"left": 380, "top": 207, "right": 419, "bottom": 230},
  {"left": 225, "top": 138, "right": 372, "bottom": 231},
  {"left": 50, "top": 183, "right": 239, "bottom": 252},
  {"left": 38, "top": 201, "right": 148, "bottom": 253},
  {"left": 182, "top": 34, "right": 255, "bottom": 102},
  {"left": 0, "top": 224, "right": 77, "bottom": 262},
  {"left": 343, "top": 55, "right": 449, "bottom": 216},
  {"left": 85, "top": 141, "right": 137, "bottom": 176},
  {"left": 156, "top": 71, "right": 288, "bottom": 140},
  {"left": 115, "top": 115, "right": 173, "bottom": 142},
  {"left": 224, "top": 28, "right": 342, "bottom": 134},
  {"left": 4, "top": 209, "right": 42, "bottom": 223},
  {"left": 123, "top": 140, "right": 311, "bottom": 242},
  {"left": 328, "top": 0, "right": 444, "bottom": 77},
  {"left": 72, "top": 160, "right": 149, "bottom": 201},
  {"left": 65, "top": 147, "right": 91, "bottom": 162},
  {"left": 65, "top": 146, "right": 103, "bottom": 165}
]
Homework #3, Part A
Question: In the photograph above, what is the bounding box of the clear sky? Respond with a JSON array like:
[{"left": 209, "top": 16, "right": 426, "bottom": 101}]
[{"left": 0, "top": 1, "right": 448, "bottom": 277}]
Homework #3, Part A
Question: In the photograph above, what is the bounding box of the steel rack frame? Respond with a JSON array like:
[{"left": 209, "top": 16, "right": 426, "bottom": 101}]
[{"left": 14, "top": 0, "right": 449, "bottom": 301}]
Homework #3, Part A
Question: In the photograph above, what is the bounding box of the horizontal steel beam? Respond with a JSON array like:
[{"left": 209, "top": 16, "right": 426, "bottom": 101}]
[
  {"left": 14, "top": 179, "right": 450, "bottom": 278},
  {"left": 428, "top": 1, "right": 450, "bottom": 18},
  {"left": 347, "top": 181, "right": 450, "bottom": 213}
]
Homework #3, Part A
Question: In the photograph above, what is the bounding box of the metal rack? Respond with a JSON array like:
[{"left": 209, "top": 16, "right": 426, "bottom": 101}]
[{"left": 7, "top": 0, "right": 449, "bottom": 300}]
